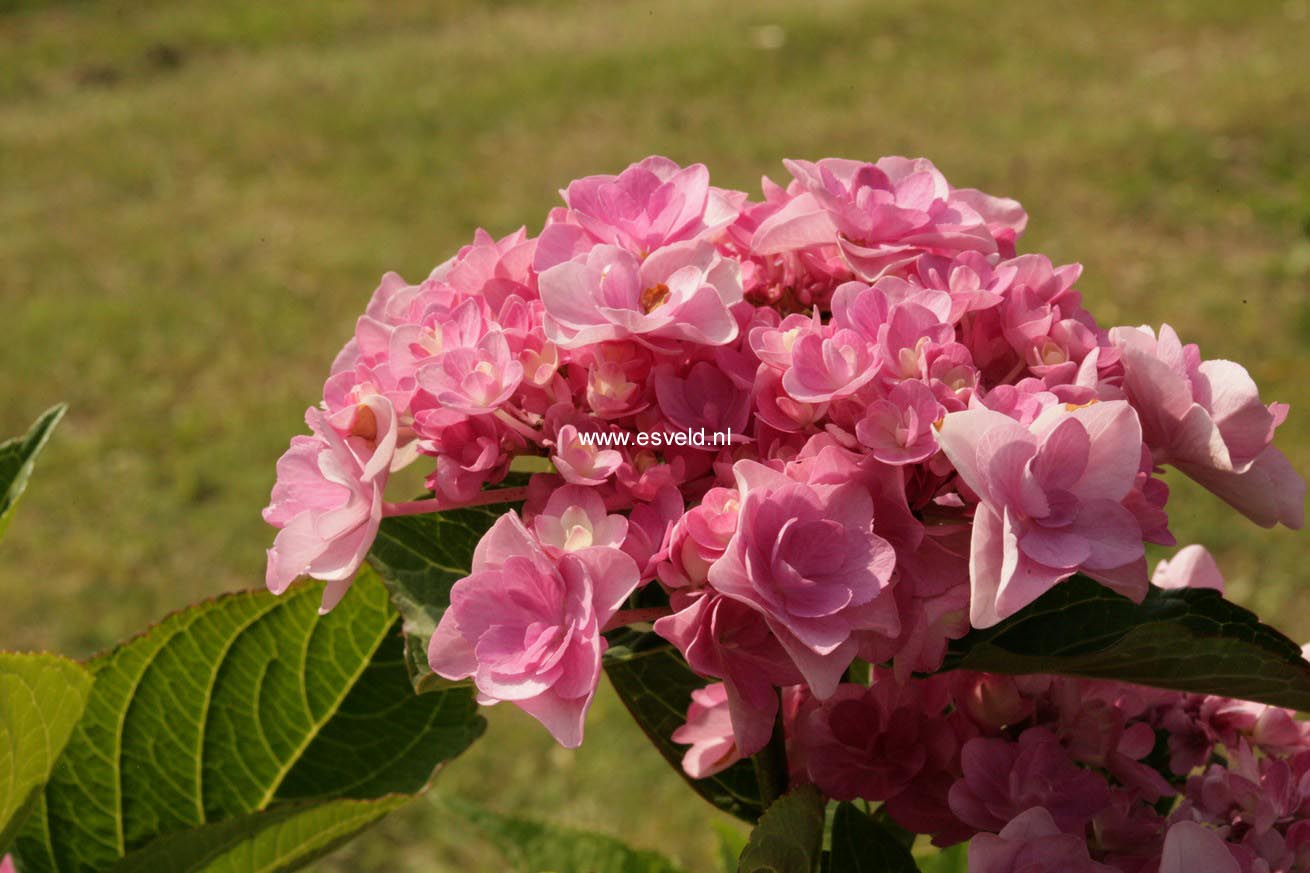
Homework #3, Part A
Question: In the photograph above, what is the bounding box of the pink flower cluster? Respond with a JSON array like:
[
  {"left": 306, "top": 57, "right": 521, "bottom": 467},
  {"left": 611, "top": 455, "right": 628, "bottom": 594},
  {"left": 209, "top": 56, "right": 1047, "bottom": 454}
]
[
  {"left": 264, "top": 155, "right": 1303, "bottom": 777},
  {"left": 676, "top": 663, "right": 1310, "bottom": 872}
]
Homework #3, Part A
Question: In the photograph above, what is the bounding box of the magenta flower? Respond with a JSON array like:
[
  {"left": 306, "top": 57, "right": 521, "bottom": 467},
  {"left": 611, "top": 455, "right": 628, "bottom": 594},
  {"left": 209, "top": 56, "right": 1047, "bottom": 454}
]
[
  {"left": 936, "top": 401, "right": 1149, "bottom": 627},
  {"left": 263, "top": 396, "right": 396, "bottom": 613},
  {"left": 672, "top": 682, "right": 743, "bottom": 779},
  {"left": 1111, "top": 323, "right": 1304, "bottom": 529},
  {"left": 707, "top": 459, "right": 898, "bottom": 697},
  {"left": 1159, "top": 821, "right": 1240, "bottom": 873},
  {"left": 653, "top": 361, "right": 751, "bottom": 439},
  {"left": 968, "top": 807, "right": 1118, "bottom": 873},
  {"left": 539, "top": 241, "right": 742, "bottom": 349},
  {"left": 428, "top": 512, "right": 639, "bottom": 748},
  {"left": 949, "top": 728, "right": 1112, "bottom": 834}
]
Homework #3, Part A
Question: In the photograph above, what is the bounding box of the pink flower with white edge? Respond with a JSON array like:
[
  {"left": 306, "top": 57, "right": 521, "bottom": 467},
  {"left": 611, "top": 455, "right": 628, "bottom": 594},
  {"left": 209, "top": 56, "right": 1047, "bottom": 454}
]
[
  {"left": 539, "top": 241, "right": 742, "bottom": 350},
  {"left": 263, "top": 395, "right": 396, "bottom": 613},
  {"left": 935, "top": 400, "right": 1149, "bottom": 628},
  {"left": 1152, "top": 544, "right": 1225, "bottom": 593},
  {"left": 707, "top": 458, "right": 898, "bottom": 698},
  {"left": 672, "top": 682, "right": 743, "bottom": 779},
  {"left": 550, "top": 423, "right": 623, "bottom": 486},
  {"left": 417, "top": 329, "right": 523, "bottom": 416},
  {"left": 855, "top": 380, "right": 945, "bottom": 465},
  {"left": 659, "top": 486, "right": 740, "bottom": 589},
  {"left": 968, "top": 807, "right": 1119, "bottom": 873},
  {"left": 1111, "top": 323, "right": 1304, "bottom": 529},
  {"left": 427, "top": 512, "right": 639, "bottom": 748},
  {"left": 531, "top": 485, "right": 628, "bottom": 557},
  {"left": 535, "top": 156, "right": 744, "bottom": 270}
]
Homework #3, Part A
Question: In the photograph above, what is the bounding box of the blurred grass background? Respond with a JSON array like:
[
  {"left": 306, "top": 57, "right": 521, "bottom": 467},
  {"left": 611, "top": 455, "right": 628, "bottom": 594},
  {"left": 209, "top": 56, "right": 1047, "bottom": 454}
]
[{"left": 2, "top": 0, "right": 1309, "bottom": 869}]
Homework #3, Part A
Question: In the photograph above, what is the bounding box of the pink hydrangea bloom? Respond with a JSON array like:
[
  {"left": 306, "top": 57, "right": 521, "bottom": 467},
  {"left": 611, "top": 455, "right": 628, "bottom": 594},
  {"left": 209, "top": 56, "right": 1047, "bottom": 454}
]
[
  {"left": 672, "top": 682, "right": 743, "bottom": 779},
  {"left": 855, "top": 380, "right": 945, "bottom": 464},
  {"left": 428, "top": 512, "right": 639, "bottom": 748},
  {"left": 968, "top": 808, "right": 1118, "bottom": 873},
  {"left": 263, "top": 396, "right": 396, "bottom": 613},
  {"left": 1111, "top": 323, "right": 1304, "bottom": 529},
  {"left": 1159, "top": 821, "right": 1240, "bottom": 873},
  {"left": 531, "top": 484, "right": 628, "bottom": 556},
  {"left": 949, "top": 728, "right": 1112, "bottom": 834},
  {"left": 1152, "top": 544, "right": 1225, "bottom": 592},
  {"left": 539, "top": 241, "right": 742, "bottom": 349},
  {"left": 707, "top": 458, "right": 898, "bottom": 697},
  {"left": 936, "top": 401, "right": 1149, "bottom": 627},
  {"left": 535, "top": 156, "right": 743, "bottom": 269}
]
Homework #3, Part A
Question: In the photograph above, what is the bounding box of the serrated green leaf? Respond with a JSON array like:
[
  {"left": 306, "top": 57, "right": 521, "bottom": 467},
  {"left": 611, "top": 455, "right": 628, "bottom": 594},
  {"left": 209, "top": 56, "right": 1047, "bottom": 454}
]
[
  {"left": 107, "top": 797, "right": 407, "bottom": 873},
  {"left": 14, "top": 569, "right": 485, "bottom": 873},
  {"left": 944, "top": 576, "right": 1310, "bottom": 708},
  {"left": 737, "top": 786, "right": 825, "bottom": 873},
  {"left": 0, "top": 653, "right": 93, "bottom": 852},
  {"left": 604, "top": 632, "right": 763, "bottom": 823},
  {"left": 0, "top": 404, "right": 66, "bottom": 542},
  {"left": 367, "top": 505, "right": 506, "bottom": 692},
  {"left": 828, "top": 803, "right": 918, "bottom": 873},
  {"left": 446, "top": 797, "right": 688, "bottom": 873}
]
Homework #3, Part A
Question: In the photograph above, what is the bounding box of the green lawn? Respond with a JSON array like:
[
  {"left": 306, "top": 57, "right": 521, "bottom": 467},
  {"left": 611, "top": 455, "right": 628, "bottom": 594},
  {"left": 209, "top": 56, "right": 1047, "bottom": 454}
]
[{"left": 2, "top": 0, "right": 1308, "bottom": 869}]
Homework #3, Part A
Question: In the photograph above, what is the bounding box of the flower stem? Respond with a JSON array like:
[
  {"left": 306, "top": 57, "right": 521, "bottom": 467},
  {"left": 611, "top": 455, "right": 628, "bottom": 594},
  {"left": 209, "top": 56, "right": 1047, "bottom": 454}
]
[
  {"left": 382, "top": 485, "right": 530, "bottom": 517},
  {"left": 751, "top": 696, "right": 790, "bottom": 810}
]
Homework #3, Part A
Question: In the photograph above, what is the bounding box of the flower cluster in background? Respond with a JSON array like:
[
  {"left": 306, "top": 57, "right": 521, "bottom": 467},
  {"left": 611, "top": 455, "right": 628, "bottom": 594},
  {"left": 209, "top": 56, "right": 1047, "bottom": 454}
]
[{"left": 264, "top": 155, "right": 1306, "bottom": 871}]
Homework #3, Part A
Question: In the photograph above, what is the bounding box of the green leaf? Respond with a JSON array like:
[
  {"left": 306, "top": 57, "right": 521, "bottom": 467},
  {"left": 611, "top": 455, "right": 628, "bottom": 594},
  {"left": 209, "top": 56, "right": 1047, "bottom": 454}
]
[
  {"left": 446, "top": 798, "right": 687, "bottom": 873},
  {"left": 367, "top": 505, "right": 505, "bottom": 692},
  {"left": 914, "top": 845, "right": 967, "bottom": 873},
  {"left": 14, "top": 568, "right": 486, "bottom": 873},
  {"left": 0, "top": 653, "right": 93, "bottom": 852},
  {"left": 0, "top": 403, "right": 66, "bottom": 542},
  {"left": 828, "top": 803, "right": 918, "bottom": 873},
  {"left": 737, "top": 786, "right": 825, "bottom": 873},
  {"left": 107, "top": 797, "right": 406, "bottom": 873},
  {"left": 604, "top": 631, "right": 763, "bottom": 823},
  {"left": 945, "top": 576, "right": 1310, "bottom": 708}
]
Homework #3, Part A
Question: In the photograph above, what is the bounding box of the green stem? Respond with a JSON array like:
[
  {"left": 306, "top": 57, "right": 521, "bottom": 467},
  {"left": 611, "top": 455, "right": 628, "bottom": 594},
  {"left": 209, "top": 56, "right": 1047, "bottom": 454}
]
[{"left": 751, "top": 697, "right": 790, "bottom": 811}]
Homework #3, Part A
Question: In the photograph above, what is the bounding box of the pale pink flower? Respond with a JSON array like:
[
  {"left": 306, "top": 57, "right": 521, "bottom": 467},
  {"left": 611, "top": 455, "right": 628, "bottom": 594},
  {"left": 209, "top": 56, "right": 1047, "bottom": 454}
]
[
  {"left": 539, "top": 241, "right": 742, "bottom": 349},
  {"left": 417, "top": 329, "right": 523, "bottom": 416},
  {"left": 531, "top": 485, "right": 628, "bottom": 557},
  {"left": 534, "top": 156, "right": 743, "bottom": 269},
  {"left": 550, "top": 423, "right": 623, "bottom": 486},
  {"left": 1152, "top": 544, "right": 1225, "bottom": 593},
  {"left": 782, "top": 327, "right": 878, "bottom": 402},
  {"left": 707, "top": 458, "right": 898, "bottom": 697},
  {"left": 855, "top": 380, "right": 945, "bottom": 464},
  {"left": 428, "top": 512, "right": 639, "bottom": 748},
  {"left": 1, "top": 856, "right": 14, "bottom": 873},
  {"left": 936, "top": 401, "right": 1149, "bottom": 628},
  {"left": 263, "top": 396, "right": 396, "bottom": 613},
  {"left": 1111, "top": 323, "right": 1304, "bottom": 529},
  {"left": 658, "top": 487, "right": 740, "bottom": 589},
  {"left": 968, "top": 807, "right": 1118, "bottom": 873},
  {"left": 672, "top": 683, "right": 743, "bottom": 779}
]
